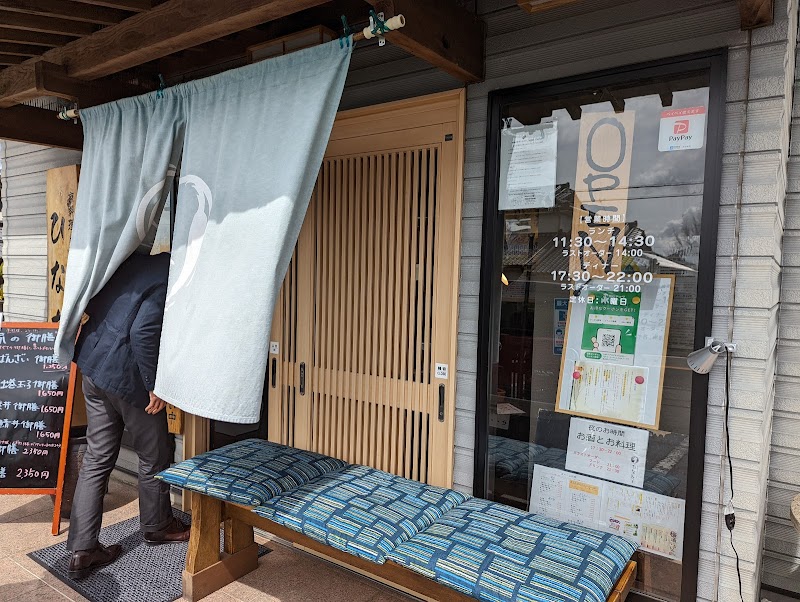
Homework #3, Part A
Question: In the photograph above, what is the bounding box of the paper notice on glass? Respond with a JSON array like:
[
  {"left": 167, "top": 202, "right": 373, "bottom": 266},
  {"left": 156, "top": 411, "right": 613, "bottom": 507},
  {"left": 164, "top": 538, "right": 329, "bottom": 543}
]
[
  {"left": 530, "top": 465, "right": 605, "bottom": 529},
  {"left": 565, "top": 417, "right": 648, "bottom": 488},
  {"left": 499, "top": 121, "right": 557, "bottom": 210},
  {"left": 568, "top": 361, "right": 648, "bottom": 424},
  {"left": 601, "top": 483, "right": 685, "bottom": 561}
]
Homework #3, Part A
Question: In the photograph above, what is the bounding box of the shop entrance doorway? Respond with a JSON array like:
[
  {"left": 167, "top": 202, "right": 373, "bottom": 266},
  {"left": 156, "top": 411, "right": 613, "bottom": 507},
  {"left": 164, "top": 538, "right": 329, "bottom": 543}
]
[{"left": 267, "top": 90, "right": 465, "bottom": 488}]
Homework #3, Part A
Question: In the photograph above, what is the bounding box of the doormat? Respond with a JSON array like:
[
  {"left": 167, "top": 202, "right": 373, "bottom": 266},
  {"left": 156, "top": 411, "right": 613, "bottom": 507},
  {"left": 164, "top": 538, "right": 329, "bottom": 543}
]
[{"left": 28, "top": 509, "right": 271, "bottom": 602}]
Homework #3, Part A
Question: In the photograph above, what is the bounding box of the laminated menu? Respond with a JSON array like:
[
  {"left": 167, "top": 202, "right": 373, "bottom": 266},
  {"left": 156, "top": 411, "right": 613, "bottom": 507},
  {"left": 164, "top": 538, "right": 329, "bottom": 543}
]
[{"left": 0, "top": 323, "right": 76, "bottom": 491}]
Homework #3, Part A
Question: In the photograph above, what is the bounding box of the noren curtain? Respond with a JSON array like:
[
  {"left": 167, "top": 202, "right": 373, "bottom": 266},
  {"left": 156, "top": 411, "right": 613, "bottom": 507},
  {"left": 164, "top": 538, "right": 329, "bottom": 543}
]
[{"left": 56, "top": 40, "right": 352, "bottom": 423}]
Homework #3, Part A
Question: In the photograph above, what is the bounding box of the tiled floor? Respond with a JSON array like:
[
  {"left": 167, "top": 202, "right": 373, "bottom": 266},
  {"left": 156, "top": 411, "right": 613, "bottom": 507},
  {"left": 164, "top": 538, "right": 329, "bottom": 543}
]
[{"left": 0, "top": 475, "right": 411, "bottom": 602}]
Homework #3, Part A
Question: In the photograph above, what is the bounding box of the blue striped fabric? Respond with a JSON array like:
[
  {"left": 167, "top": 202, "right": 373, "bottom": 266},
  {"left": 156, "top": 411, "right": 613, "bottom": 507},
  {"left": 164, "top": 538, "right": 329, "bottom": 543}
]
[
  {"left": 252, "top": 464, "right": 469, "bottom": 564},
  {"left": 490, "top": 435, "right": 547, "bottom": 478},
  {"left": 387, "top": 497, "right": 637, "bottom": 602},
  {"left": 156, "top": 438, "right": 348, "bottom": 506}
]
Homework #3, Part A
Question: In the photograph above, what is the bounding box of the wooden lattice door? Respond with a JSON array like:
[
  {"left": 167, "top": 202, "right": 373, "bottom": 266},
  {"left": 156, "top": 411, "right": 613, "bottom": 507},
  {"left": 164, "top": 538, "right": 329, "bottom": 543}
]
[{"left": 268, "top": 90, "right": 465, "bottom": 487}]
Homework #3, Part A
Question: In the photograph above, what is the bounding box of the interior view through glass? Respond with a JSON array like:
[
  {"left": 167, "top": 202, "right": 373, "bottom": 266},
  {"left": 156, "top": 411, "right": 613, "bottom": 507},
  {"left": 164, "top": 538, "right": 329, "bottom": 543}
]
[{"left": 486, "top": 71, "right": 711, "bottom": 602}]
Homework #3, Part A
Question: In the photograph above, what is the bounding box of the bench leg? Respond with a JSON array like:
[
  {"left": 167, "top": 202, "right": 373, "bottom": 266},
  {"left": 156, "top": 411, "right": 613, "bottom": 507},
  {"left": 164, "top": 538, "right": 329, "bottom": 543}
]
[
  {"left": 224, "top": 516, "right": 255, "bottom": 554},
  {"left": 183, "top": 496, "right": 259, "bottom": 601}
]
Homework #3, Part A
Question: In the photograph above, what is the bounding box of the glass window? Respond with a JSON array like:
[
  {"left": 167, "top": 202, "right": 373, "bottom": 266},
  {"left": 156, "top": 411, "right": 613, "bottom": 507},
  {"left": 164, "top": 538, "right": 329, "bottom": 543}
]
[{"left": 483, "top": 68, "right": 717, "bottom": 601}]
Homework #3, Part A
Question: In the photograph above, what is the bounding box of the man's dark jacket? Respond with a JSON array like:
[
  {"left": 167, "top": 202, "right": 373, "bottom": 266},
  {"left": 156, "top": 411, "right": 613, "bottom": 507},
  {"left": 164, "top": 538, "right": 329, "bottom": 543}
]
[{"left": 75, "top": 252, "right": 170, "bottom": 408}]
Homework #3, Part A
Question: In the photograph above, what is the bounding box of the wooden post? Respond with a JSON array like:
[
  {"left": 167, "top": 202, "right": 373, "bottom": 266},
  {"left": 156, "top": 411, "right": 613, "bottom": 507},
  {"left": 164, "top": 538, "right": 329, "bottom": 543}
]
[
  {"left": 185, "top": 493, "right": 221, "bottom": 574},
  {"left": 223, "top": 516, "right": 254, "bottom": 555},
  {"left": 183, "top": 496, "right": 258, "bottom": 602}
]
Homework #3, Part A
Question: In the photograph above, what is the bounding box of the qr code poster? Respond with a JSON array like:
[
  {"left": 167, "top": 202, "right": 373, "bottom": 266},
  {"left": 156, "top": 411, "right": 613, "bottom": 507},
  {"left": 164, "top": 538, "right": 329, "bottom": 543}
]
[
  {"left": 555, "top": 276, "right": 675, "bottom": 430},
  {"left": 580, "top": 291, "right": 641, "bottom": 365}
]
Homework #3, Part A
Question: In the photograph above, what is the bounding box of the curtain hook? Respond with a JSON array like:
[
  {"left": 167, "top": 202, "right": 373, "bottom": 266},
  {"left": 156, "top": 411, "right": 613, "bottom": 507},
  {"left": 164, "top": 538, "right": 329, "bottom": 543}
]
[{"left": 368, "top": 10, "right": 389, "bottom": 46}]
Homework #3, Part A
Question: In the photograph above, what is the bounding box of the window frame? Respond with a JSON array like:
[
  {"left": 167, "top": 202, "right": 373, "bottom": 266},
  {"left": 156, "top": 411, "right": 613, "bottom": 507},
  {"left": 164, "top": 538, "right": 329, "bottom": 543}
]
[{"left": 474, "top": 49, "right": 728, "bottom": 602}]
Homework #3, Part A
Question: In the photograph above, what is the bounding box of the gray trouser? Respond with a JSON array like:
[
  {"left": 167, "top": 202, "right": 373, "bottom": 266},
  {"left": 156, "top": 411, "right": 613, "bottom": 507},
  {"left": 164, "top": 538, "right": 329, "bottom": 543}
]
[{"left": 67, "top": 376, "right": 174, "bottom": 551}]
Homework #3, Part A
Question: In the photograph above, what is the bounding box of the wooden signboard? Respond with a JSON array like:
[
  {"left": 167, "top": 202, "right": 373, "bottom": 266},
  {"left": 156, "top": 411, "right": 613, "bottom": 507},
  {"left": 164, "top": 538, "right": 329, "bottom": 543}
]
[
  {"left": 46, "top": 165, "right": 79, "bottom": 323},
  {"left": 0, "top": 323, "right": 77, "bottom": 535},
  {"left": 46, "top": 165, "right": 88, "bottom": 429}
]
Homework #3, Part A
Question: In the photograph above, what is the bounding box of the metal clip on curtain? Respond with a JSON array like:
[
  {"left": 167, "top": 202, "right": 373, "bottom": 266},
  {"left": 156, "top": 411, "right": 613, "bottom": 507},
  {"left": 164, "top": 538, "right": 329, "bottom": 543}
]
[
  {"left": 156, "top": 74, "right": 166, "bottom": 99},
  {"left": 339, "top": 15, "right": 352, "bottom": 48}
]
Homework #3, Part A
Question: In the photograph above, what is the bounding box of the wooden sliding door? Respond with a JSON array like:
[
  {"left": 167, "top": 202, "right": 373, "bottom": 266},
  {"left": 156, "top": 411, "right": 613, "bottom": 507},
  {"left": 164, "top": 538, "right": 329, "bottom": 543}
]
[{"left": 268, "top": 90, "right": 465, "bottom": 488}]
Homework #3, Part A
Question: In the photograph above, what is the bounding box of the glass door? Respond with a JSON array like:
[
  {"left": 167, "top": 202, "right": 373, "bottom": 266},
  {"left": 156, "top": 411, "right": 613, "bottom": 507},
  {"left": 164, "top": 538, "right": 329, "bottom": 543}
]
[{"left": 478, "top": 53, "right": 725, "bottom": 602}]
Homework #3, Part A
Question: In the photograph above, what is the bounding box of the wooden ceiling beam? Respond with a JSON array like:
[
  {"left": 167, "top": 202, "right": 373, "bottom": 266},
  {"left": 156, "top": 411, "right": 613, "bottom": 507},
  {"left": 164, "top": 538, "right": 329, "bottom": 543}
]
[
  {"left": 61, "top": 0, "right": 333, "bottom": 80},
  {"left": 68, "top": 0, "right": 153, "bottom": 12},
  {"left": 516, "top": 0, "right": 580, "bottom": 13},
  {"left": 0, "top": 104, "right": 83, "bottom": 149},
  {"left": 0, "top": 12, "right": 98, "bottom": 36},
  {"left": 365, "top": 0, "right": 484, "bottom": 82},
  {"left": 0, "top": 0, "right": 131, "bottom": 25},
  {"left": 738, "top": 0, "right": 774, "bottom": 29},
  {"left": 0, "top": 53, "right": 26, "bottom": 65},
  {"left": 0, "top": 27, "right": 75, "bottom": 46},
  {"left": 0, "top": 42, "right": 44, "bottom": 56},
  {"left": 0, "top": 61, "right": 147, "bottom": 107},
  {"left": 0, "top": 0, "right": 332, "bottom": 107}
]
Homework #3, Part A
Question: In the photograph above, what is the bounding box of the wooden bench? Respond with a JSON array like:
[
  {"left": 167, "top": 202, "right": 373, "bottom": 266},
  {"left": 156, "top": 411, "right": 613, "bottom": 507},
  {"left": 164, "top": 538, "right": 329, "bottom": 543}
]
[{"left": 182, "top": 492, "right": 638, "bottom": 602}]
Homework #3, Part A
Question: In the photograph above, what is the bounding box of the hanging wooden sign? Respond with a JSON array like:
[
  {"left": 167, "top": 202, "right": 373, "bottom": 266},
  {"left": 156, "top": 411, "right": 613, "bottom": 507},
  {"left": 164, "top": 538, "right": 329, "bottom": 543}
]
[
  {"left": 46, "top": 166, "right": 80, "bottom": 323},
  {"left": 568, "top": 112, "right": 635, "bottom": 280},
  {"left": 46, "top": 165, "right": 88, "bottom": 429},
  {"left": 0, "top": 323, "right": 77, "bottom": 535}
]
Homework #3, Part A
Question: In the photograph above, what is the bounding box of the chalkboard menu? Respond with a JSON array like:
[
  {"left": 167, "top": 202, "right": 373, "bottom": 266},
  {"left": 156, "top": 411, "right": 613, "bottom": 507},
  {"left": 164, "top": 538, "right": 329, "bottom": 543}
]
[{"left": 0, "top": 323, "right": 76, "bottom": 492}]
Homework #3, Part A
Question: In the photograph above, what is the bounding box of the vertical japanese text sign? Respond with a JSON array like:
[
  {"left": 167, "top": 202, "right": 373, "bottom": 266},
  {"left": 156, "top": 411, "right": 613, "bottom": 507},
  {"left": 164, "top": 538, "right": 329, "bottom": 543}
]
[
  {"left": 569, "top": 112, "right": 635, "bottom": 280},
  {"left": 46, "top": 166, "right": 80, "bottom": 322}
]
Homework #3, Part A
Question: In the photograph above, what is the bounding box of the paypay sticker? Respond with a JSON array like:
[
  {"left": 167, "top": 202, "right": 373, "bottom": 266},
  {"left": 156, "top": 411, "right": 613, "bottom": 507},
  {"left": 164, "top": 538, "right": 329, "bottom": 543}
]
[{"left": 658, "top": 106, "right": 705, "bottom": 151}]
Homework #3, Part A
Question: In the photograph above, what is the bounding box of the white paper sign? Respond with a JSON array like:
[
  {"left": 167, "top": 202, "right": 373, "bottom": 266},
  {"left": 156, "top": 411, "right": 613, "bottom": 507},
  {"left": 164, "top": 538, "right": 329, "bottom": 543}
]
[
  {"left": 658, "top": 106, "right": 706, "bottom": 151},
  {"left": 435, "top": 363, "right": 448, "bottom": 379},
  {"left": 565, "top": 417, "right": 649, "bottom": 488},
  {"left": 530, "top": 465, "right": 686, "bottom": 561},
  {"left": 602, "top": 483, "right": 685, "bottom": 561},
  {"left": 530, "top": 465, "right": 604, "bottom": 529},
  {"left": 499, "top": 120, "right": 558, "bottom": 209}
]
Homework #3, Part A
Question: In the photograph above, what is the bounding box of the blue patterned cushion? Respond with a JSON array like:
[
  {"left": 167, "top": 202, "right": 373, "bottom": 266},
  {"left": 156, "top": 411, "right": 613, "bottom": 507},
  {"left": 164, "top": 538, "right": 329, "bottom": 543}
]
[
  {"left": 387, "top": 497, "right": 637, "bottom": 602},
  {"left": 156, "top": 438, "right": 348, "bottom": 506},
  {"left": 252, "top": 464, "right": 469, "bottom": 564},
  {"left": 490, "top": 435, "right": 547, "bottom": 477}
]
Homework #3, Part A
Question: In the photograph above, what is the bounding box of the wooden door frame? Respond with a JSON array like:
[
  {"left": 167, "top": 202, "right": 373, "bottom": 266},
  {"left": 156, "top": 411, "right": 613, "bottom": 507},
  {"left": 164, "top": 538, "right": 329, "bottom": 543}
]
[{"left": 184, "top": 88, "right": 466, "bottom": 487}]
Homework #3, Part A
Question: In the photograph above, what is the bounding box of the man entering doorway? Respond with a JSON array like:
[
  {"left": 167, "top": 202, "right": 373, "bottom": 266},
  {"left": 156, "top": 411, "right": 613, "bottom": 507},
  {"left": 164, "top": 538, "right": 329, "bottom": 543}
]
[{"left": 67, "top": 251, "right": 190, "bottom": 578}]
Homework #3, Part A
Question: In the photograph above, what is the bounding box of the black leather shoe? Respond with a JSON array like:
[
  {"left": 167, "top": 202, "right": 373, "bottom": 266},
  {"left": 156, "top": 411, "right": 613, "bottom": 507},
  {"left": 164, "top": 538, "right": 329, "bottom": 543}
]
[
  {"left": 68, "top": 543, "right": 122, "bottom": 579},
  {"left": 143, "top": 517, "right": 191, "bottom": 545}
]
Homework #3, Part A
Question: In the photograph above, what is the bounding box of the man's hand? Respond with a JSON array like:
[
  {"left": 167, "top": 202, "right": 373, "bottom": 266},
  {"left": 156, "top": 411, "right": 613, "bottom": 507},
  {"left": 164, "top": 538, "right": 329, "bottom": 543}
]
[{"left": 145, "top": 391, "right": 167, "bottom": 415}]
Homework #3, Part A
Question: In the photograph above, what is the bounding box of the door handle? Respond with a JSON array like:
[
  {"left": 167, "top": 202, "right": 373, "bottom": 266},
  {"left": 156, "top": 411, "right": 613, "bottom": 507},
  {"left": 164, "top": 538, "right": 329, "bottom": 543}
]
[
  {"left": 271, "top": 358, "right": 277, "bottom": 388},
  {"left": 438, "top": 384, "right": 445, "bottom": 422},
  {"left": 299, "top": 362, "right": 306, "bottom": 396}
]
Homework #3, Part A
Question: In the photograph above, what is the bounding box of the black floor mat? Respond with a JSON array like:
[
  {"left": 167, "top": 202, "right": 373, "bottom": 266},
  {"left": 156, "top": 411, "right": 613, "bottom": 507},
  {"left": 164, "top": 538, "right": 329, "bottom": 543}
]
[{"left": 28, "top": 509, "right": 270, "bottom": 602}]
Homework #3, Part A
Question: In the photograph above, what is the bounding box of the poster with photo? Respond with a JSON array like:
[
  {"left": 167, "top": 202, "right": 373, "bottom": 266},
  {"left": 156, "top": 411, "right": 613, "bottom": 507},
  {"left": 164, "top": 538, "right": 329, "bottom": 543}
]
[
  {"left": 530, "top": 465, "right": 685, "bottom": 562},
  {"left": 602, "top": 482, "right": 685, "bottom": 561},
  {"left": 555, "top": 276, "right": 674, "bottom": 429}
]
